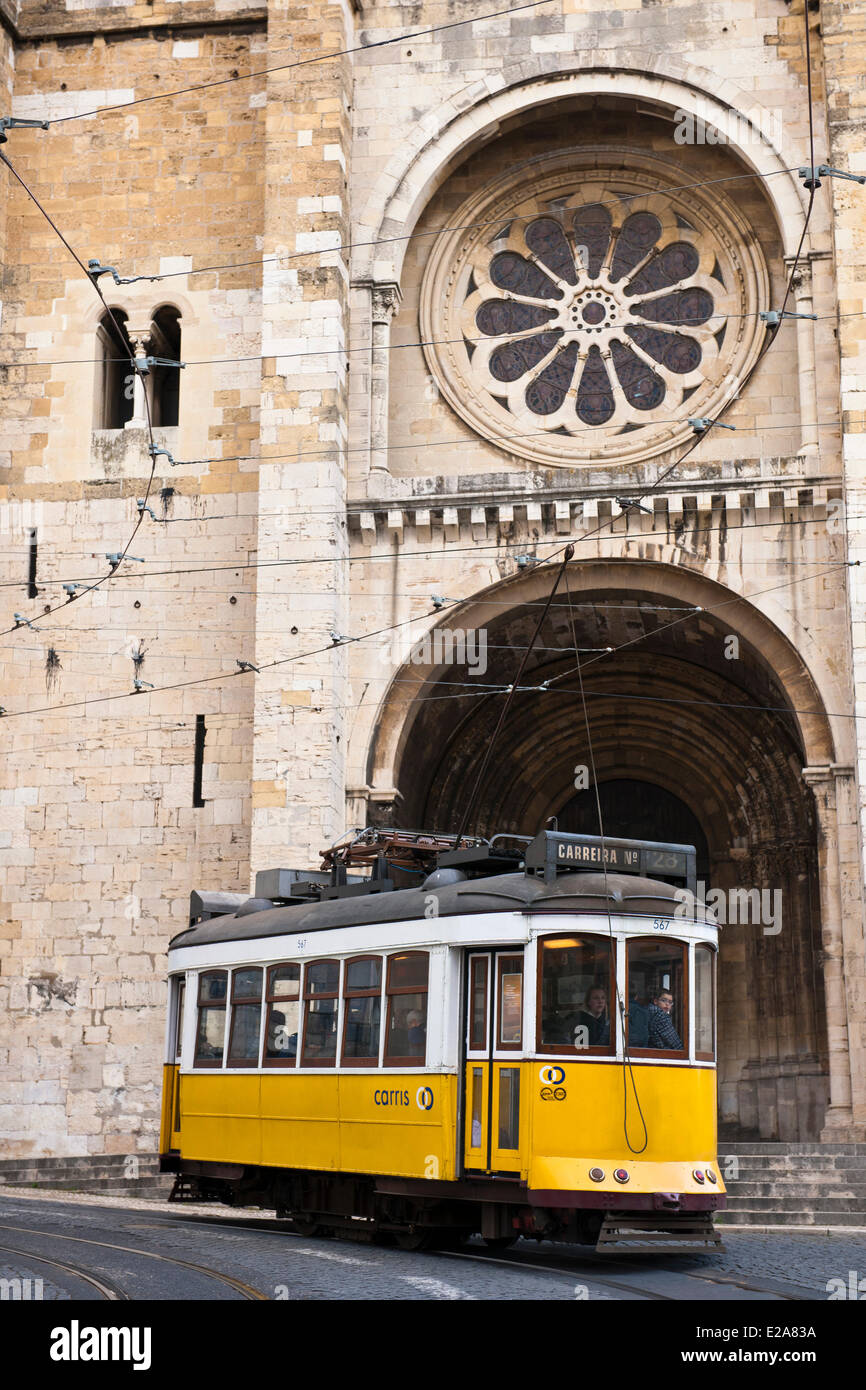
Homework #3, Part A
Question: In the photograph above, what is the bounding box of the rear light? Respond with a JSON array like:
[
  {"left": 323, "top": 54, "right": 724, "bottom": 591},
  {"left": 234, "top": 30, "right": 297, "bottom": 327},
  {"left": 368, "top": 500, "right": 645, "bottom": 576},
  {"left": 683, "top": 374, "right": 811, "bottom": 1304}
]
[
  {"left": 613, "top": 1168, "right": 629, "bottom": 1184},
  {"left": 589, "top": 1167, "right": 605, "bottom": 1182},
  {"left": 706, "top": 1169, "right": 717, "bottom": 1184},
  {"left": 693, "top": 1169, "right": 705, "bottom": 1183}
]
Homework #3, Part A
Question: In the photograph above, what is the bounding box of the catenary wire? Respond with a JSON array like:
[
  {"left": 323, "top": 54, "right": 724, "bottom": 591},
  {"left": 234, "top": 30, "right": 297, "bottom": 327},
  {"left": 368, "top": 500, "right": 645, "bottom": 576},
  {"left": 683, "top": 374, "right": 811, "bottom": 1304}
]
[
  {"left": 0, "top": 491, "right": 848, "bottom": 600},
  {"left": 0, "top": 161, "right": 807, "bottom": 307},
  {"left": 0, "top": 556, "right": 852, "bottom": 722},
  {"left": 43, "top": 1, "right": 559, "bottom": 126}
]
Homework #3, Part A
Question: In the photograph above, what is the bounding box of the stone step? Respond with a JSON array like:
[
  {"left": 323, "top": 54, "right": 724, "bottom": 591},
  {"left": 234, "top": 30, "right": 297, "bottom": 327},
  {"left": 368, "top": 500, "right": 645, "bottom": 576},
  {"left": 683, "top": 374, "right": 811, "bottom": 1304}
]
[
  {"left": 718, "top": 1154, "right": 866, "bottom": 1168},
  {"left": 717, "top": 1210, "right": 866, "bottom": 1228},
  {"left": 722, "top": 1178, "right": 866, "bottom": 1200},
  {"left": 0, "top": 1166, "right": 161, "bottom": 1184},
  {"left": 0, "top": 1155, "right": 161, "bottom": 1171},
  {"left": 719, "top": 1143, "right": 866, "bottom": 1155},
  {"left": 721, "top": 1194, "right": 866, "bottom": 1211},
  {"left": 0, "top": 1176, "right": 174, "bottom": 1194}
]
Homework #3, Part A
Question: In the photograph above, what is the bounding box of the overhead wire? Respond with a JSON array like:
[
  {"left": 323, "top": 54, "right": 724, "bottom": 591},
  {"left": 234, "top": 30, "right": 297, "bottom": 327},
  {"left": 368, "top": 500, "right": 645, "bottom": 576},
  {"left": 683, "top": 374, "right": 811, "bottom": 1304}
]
[
  {"left": 44, "top": 0, "right": 560, "bottom": 127},
  {"left": 0, "top": 553, "right": 853, "bottom": 723}
]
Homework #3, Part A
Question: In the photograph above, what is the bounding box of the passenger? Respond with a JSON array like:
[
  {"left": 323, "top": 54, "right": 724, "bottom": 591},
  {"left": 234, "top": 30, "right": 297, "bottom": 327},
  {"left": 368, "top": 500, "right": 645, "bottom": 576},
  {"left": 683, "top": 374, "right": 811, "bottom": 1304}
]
[
  {"left": 406, "top": 1009, "right": 426, "bottom": 1056},
  {"left": 648, "top": 990, "right": 682, "bottom": 1050},
  {"left": 575, "top": 986, "right": 610, "bottom": 1047},
  {"left": 627, "top": 994, "right": 650, "bottom": 1047}
]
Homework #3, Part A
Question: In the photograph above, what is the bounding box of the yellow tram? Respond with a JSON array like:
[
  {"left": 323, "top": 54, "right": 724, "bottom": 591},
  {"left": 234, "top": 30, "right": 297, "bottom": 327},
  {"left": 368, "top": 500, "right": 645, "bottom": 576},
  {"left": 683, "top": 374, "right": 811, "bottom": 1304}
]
[{"left": 159, "top": 829, "right": 724, "bottom": 1251}]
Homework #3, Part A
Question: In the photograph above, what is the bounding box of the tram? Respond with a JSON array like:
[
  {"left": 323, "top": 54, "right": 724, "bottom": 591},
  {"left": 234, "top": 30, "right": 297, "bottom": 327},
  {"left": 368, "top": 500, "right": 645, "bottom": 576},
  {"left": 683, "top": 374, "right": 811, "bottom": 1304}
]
[{"left": 159, "top": 828, "right": 724, "bottom": 1252}]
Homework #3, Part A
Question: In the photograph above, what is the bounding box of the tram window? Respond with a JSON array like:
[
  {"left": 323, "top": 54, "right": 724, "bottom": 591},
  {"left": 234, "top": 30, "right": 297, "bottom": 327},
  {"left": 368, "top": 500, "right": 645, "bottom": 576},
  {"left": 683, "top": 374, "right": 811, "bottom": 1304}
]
[
  {"left": 301, "top": 959, "right": 340, "bottom": 1067},
  {"left": 194, "top": 970, "right": 228, "bottom": 1067},
  {"left": 227, "top": 968, "right": 263, "bottom": 1067},
  {"left": 695, "top": 946, "right": 715, "bottom": 1060},
  {"left": 384, "top": 952, "right": 428, "bottom": 1066},
  {"left": 470, "top": 1068, "right": 483, "bottom": 1150},
  {"left": 342, "top": 955, "right": 382, "bottom": 1066},
  {"left": 497, "top": 955, "right": 523, "bottom": 1050},
  {"left": 264, "top": 964, "right": 300, "bottom": 1066},
  {"left": 469, "top": 956, "right": 488, "bottom": 1051},
  {"left": 174, "top": 978, "right": 185, "bottom": 1060},
  {"left": 538, "top": 936, "right": 613, "bottom": 1053},
  {"left": 626, "top": 939, "right": 686, "bottom": 1055},
  {"left": 498, "top": 1068, "right": 520, "bottom": 1151}
]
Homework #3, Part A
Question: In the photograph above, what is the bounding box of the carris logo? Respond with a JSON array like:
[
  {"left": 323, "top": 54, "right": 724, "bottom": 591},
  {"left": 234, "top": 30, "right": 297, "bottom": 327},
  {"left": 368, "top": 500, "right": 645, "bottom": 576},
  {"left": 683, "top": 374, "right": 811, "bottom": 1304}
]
[
  {"left": 416, "top": 1086, "right": 434, "bottom": 1111},
  {"left": 539, "top": 1065, "right": 565, "bottom": 1085}
]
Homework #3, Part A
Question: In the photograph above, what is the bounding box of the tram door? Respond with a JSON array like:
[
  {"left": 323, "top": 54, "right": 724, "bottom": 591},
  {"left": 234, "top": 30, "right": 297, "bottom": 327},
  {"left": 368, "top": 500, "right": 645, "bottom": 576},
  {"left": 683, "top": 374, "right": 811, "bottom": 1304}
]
[{"left": 463, "top": 952, "right": 524, "bottom": 1175}]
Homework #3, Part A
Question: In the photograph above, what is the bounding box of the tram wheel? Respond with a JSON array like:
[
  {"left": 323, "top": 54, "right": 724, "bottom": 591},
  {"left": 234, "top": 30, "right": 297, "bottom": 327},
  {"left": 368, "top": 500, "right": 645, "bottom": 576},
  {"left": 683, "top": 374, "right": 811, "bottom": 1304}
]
[
  {"left": 394, "top": 1230, "right": 431, "bottom": 1251},
  {"left": 292, "top": 1217, "right": 323, "bottom": 1238}
]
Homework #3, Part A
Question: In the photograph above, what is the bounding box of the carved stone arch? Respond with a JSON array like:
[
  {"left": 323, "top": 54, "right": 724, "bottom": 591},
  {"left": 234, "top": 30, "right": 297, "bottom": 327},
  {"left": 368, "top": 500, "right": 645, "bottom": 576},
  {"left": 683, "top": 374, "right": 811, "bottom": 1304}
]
[
  {"left": 355, "top": 53, "right": 808, "bottom": 285},
  {"left": 365, "top": 559, "right": 838, "bottom": 796}
]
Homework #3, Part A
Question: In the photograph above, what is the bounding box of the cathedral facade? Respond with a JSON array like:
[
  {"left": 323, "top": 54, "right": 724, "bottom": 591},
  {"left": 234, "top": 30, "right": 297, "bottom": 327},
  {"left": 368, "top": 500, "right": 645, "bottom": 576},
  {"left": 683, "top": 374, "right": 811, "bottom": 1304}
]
[{"left": 1, "top": 0, "right": 865, "bottom": 1159}]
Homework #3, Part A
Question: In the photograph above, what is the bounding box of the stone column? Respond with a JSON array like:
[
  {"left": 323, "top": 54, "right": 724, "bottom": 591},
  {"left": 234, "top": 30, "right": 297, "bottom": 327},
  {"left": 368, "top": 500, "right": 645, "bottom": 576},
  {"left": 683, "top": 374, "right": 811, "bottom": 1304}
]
[
  {"left": 802, "top": 765, "right": 855, "bottom": 1136},
  {"left": 124, "top": 329, "right": 151, "bottom": 430},
  {"left": 369, "top": 283, "right": 402, "bottom": 485},
  {"left": 784, "top": 257, "right": 819, "bottom": 459},
  {"left": 821, "top": 0, "right": 866, "bottom": 1138}
]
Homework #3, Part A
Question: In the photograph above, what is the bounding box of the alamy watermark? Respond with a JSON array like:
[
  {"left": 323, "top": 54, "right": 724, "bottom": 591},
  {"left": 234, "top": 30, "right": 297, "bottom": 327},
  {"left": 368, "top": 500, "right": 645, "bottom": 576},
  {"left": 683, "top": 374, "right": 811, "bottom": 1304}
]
[
  {"left": 675, "top": 882, "right": 782, "bottom": 936},
  {"left": 673, "top": 105, "right": 784, "bottom": 149},
  {"left": 380, "top": 627, "right": 488, "bottom": 676},
  {"left": 826, "top": 1271, "right": 866, "bottom": 1300},
  {"left": 0, "top": 499, "right": 43, "bottom": 539}
]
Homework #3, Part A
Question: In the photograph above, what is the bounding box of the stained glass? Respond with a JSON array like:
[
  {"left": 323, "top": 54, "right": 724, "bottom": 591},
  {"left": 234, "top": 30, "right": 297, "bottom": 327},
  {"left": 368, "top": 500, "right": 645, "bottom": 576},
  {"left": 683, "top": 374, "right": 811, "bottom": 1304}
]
[
  {"left": 572, "top": 204, "right": 612, "bottom": 279},
  {"left": 475, "top": 299, "right": 555, "bottom": 336},
  {"left": 633, "top": 287, "right": 714, "bottom": 325},
  {"left": 610, "top": 212, "right": 662, "bottom": 281},
  {"left": 626, "top": 242, "right": 700, "bottom": 296},
  {"left": 525, "top": 342, "right": 579, "bottom": 414},
  {"left": 525, "top": 218, "right": 577, "bottom": 285},
  {"left": 626, "top": 325, "right": 702, "bottom": 375},
  {"left": 610, "top": 340, "right": 664, "bottom": 410},
  {"left": 468, "top": 195, "right": 718, "bottom": 429},
  {"left": 489, "top": 330, "right": 561, "bottom": 383},
  {"left": 576, "top": 347, "right": 615, "bottom": 425},
  {"left": 489, "top": 251, "right": 562, "bottom": 300}
]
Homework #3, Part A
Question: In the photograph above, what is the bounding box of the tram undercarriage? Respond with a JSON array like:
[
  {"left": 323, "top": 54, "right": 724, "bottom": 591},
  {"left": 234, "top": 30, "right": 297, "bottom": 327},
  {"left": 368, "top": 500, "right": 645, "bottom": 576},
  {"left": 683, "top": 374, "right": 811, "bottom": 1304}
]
[{"left": 163, "top": 1157, "right": 724, "bottom": 1254}]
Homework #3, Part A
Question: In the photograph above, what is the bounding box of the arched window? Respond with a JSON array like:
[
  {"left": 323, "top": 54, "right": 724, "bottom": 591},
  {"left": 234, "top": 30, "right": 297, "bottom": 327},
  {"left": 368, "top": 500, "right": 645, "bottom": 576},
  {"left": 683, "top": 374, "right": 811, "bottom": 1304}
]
[
  {"left": 95, "top": 309, "right": 134, "bottom": 429},
  {"left": 94, "top": 304, "right": 182, "bottom": 430},
  {"left": 149, "top": 305, "right": 182, "bottom": 427}
]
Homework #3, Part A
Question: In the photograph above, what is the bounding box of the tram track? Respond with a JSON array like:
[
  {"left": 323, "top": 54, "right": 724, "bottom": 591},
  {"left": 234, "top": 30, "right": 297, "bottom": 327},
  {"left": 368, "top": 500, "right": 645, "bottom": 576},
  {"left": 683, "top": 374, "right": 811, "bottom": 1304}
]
[
  {"left": 0, "top": 1201, "right": 814, "bottom": 1301},
  {"left": 0, "top": 1239, "right": 127, "bottom": 1300},
  {"left": 152, "top": 1212, "right": 811, "bottom": 1301},
  {"left": 435, "top": 1243, "right": 811, "bottom": 1301},
  {"left": 123, "top": 1209, "right": 807, "bottom": 1301},
  {"left": 0, "top": 1221, "right": 270, "bottom": 1301}
]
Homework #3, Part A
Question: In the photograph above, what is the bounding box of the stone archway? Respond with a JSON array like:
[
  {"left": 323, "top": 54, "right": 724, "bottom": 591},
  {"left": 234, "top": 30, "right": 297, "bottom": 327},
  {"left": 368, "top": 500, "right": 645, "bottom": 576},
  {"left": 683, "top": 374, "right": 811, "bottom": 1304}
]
[{"left": 367, "top": 560, "right": 839, "bottom": 1141}]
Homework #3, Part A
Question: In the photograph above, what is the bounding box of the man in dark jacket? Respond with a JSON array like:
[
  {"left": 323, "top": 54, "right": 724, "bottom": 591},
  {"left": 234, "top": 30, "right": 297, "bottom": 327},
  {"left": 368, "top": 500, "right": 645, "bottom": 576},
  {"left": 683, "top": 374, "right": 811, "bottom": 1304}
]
[{"left": 648, "top": 990, "right": 682, "bottom": 1050}]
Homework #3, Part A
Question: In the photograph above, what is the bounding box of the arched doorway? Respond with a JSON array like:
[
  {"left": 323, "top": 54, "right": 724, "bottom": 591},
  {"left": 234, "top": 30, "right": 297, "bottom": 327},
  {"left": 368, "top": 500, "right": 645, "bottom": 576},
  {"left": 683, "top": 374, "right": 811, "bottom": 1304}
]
[
  {"left": 558, "top": 779, "right": 711, "bottom": 885},
  {"left": 367, "top": 561, "right": 836, "bottom": 1141}
]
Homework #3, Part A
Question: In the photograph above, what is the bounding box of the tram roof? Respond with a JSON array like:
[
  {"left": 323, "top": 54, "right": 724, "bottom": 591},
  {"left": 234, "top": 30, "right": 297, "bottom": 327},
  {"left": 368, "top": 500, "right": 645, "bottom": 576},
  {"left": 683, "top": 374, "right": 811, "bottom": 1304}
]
[{"left": 169, "top": 870, "right": 716, "bottom": 951}]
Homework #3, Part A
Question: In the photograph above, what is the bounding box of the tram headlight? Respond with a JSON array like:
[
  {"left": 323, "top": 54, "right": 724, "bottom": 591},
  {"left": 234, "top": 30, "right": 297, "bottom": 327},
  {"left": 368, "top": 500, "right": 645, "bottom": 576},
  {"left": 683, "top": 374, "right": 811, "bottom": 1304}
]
[
  {"left": 589, "top": 1167, "right": 605, "bottom": 1182},
  {"left": 705, "top": 1169, "right": 717, "bottom": 1184},
  {"left": 692, "top": 1169, "right": 705, "bottom": 1183}
]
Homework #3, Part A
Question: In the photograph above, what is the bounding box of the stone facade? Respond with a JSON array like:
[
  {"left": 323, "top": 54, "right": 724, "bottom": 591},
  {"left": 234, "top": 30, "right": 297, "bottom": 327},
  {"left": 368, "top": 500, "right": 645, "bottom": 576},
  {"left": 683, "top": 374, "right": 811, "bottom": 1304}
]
[{"left": 0, "top": 0, "right": 864, "bottom": 1157}]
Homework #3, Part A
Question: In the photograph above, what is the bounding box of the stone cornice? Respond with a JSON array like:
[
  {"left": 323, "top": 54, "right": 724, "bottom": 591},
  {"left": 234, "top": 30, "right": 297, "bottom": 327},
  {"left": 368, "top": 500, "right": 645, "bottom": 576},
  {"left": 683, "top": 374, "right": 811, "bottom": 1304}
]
[
  {"left": 2, "top": 2, "right": 265, "bottom": 43},
  {"left": 347, "top": 480, "right": 842, "bottom": 545}
]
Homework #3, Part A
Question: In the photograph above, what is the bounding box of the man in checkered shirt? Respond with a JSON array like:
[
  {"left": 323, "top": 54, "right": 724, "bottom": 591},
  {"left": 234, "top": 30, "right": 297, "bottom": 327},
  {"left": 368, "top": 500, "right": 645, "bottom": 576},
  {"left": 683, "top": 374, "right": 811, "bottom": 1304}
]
[{"left": 648, "top": 989, "right": 682, "bottom": 1050}]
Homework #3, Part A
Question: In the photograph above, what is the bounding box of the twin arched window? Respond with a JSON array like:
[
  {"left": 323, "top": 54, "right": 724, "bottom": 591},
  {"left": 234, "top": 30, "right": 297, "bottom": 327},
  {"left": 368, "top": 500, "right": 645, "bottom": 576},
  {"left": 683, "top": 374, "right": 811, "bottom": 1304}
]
[{"left": 95, "top": 305, "right": 181, "bottom": 430}]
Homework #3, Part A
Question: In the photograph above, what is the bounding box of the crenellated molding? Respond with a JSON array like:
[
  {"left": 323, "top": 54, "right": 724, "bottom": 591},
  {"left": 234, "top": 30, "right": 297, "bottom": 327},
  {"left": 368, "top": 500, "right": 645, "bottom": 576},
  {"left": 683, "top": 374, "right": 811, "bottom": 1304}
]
[{"left": 348, "top": 480, "right": 843, "bottom": 545}]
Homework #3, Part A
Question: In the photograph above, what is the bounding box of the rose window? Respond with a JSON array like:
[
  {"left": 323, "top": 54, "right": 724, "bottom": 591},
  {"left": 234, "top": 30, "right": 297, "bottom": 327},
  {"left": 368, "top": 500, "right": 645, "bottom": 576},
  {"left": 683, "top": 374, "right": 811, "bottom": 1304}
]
[{"left": 421, "top": 155, "right": 769, "bottom": 469}]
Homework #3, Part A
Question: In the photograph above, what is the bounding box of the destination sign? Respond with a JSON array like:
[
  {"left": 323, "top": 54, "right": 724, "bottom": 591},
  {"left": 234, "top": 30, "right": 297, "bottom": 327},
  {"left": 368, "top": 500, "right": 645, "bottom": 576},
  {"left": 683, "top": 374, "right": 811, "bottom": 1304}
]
[
  {"left": 525, "top": 830, "right": 696, "bottom": 892},
  {"left": 556, "top": 841, "right": 640, "bottom": 869}
]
